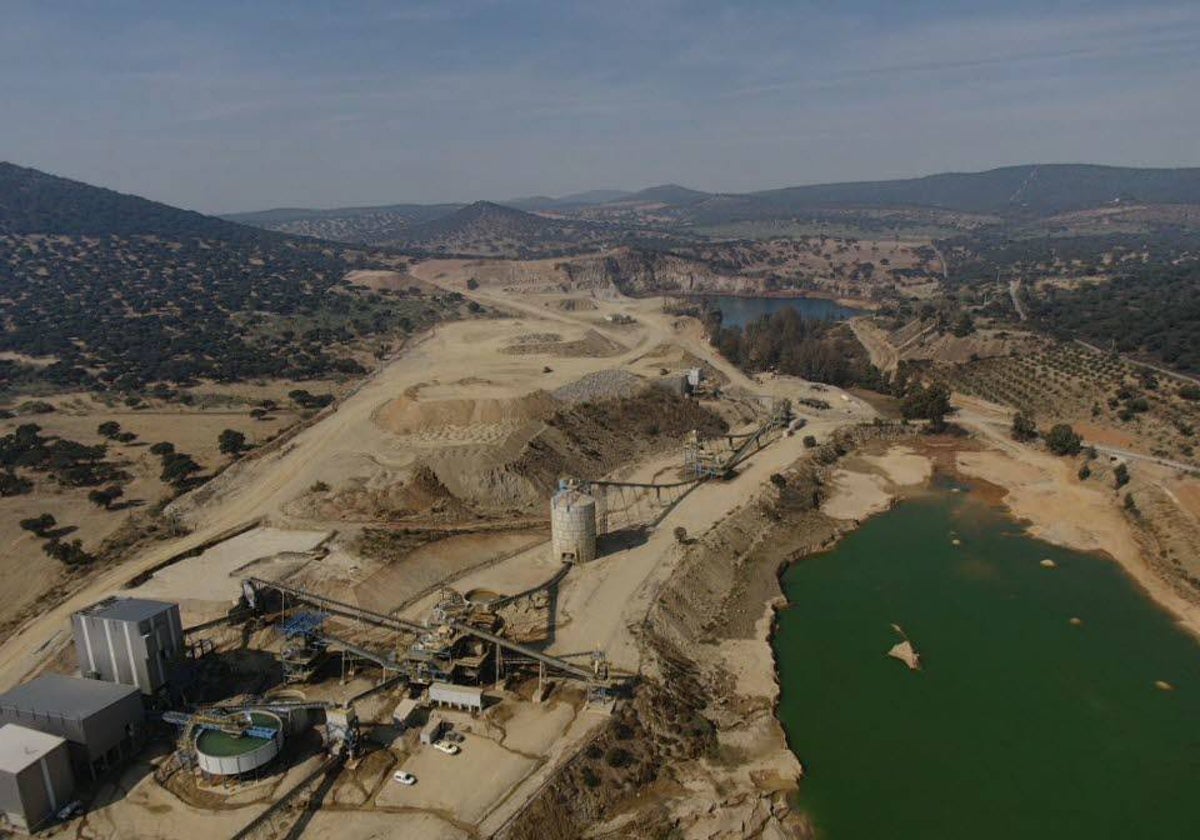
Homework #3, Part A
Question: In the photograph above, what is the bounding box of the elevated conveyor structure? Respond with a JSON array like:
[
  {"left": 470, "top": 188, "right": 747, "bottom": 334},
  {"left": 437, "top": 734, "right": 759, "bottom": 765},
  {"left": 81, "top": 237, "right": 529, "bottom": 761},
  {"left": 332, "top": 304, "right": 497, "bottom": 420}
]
[
  {"left": 244, "top": 578, "right": 425, "bottom": 634},
  {"left": 241, "top": 578, "right": 615, "bottom": 689},
  {"left": 585, "top": 399, "right": 792, "bottom": 531}
]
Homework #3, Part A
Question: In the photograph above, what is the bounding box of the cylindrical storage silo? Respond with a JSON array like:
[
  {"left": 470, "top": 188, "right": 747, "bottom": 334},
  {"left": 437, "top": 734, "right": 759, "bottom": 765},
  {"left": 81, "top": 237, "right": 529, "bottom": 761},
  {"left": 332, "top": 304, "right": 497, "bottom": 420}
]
[
  {"left": 551, "top": 485, "right": 597, "bottom": 563},
  {"left": 194, "top": 711, "right": 283, "bottom": 776}
]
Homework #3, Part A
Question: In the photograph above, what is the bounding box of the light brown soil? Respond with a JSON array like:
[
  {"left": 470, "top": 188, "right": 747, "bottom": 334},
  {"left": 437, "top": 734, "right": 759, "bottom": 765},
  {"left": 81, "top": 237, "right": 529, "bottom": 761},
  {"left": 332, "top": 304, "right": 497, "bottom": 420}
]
[
  {"left": 0, "top": 384, "right": 310, "bottom": 639},
  {"left": 373, "top": 392, "right": 558, "bottom": 436}
]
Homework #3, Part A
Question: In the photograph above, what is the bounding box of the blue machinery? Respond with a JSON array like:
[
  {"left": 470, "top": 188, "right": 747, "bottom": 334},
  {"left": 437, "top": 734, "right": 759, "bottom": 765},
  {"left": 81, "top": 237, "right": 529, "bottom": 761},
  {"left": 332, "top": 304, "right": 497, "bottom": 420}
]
[{"left": 160, "top": 709, "right": 278, "bottom": 741}]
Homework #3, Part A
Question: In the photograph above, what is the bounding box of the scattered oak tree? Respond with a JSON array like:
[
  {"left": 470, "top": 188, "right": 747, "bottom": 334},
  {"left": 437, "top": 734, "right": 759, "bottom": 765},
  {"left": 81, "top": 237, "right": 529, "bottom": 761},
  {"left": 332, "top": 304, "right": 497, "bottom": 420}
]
[
  {"left": 19, "top": 513, "right": 56, "bottom": 537},
  {"left": 160, "top": 452, "right": 201, "bottom": 488},
  {"left": 1044, "top": 424, "right": 1082, "bottom": 456},
  {"left": 1011, "top": 411, "right": 1038, "bottom": 443},
  {"left": 87, "top": 485, "right": 124, "bottom": 510},
  {"left": 1114, "top": 462, "right": 1130, "bottom": 488},
  {"left": 218, "top": 429, "right": 248, "bottom": 456},
  {"left": 901, "top": 383, "right": 955, "bottom": 432}
]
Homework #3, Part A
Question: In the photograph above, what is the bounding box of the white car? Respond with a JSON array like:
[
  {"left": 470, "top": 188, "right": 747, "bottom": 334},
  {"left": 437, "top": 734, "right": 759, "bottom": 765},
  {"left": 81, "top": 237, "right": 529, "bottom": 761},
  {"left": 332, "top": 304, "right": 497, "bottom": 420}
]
[
  {"left": 393, "top": 770, "right": 416, "bottom": 785},
  {"left": 432, "top": 740, "right": 460, "bottom": 755}
]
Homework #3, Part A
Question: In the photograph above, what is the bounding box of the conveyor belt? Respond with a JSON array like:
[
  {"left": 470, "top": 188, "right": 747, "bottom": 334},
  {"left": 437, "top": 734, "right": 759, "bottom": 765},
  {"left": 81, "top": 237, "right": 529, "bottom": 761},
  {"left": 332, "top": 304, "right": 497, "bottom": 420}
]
[
  {"left": 245, "top": 577, "right": 424, "bottom": 633},
  {"left": 245, "top": 577, "right": 606, "bottom": 684}
]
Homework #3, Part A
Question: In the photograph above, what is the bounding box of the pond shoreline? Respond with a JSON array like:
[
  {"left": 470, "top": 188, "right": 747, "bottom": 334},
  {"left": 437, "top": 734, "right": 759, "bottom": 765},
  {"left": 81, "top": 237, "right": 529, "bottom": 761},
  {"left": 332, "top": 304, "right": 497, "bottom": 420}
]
[
  {"left": 678, "top": 289, "right": 878, "bottom": 312},
  {"left": 767, "top": 433, "right": 1200, "bottom": 837}
]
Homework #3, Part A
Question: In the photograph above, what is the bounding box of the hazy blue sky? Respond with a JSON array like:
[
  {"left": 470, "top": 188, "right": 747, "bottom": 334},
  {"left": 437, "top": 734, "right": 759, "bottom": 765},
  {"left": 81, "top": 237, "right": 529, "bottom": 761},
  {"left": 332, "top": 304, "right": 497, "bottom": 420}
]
[{"left": 3, "top": 1, "right": 1198, "bottom": 212}]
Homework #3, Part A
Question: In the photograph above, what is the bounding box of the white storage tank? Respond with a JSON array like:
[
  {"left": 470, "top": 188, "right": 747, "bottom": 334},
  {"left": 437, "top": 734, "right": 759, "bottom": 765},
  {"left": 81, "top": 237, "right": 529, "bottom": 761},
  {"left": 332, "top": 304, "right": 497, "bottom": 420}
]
[
  {"left": 194, "top": 711, "right": 283, "bottom": 777},
  {"left": 551, "top": 480, "right": 597, "bottom": 563}
]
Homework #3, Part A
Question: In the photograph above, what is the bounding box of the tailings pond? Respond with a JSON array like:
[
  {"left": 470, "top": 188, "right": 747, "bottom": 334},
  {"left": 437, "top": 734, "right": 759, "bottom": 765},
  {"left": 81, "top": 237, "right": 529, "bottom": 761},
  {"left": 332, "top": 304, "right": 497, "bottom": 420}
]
[
  {"left": 699, "top": 295, "right": 863, "bottom": 328},
  {"left": 774, "top": 480, "right": 1200, "bottom": 839}
]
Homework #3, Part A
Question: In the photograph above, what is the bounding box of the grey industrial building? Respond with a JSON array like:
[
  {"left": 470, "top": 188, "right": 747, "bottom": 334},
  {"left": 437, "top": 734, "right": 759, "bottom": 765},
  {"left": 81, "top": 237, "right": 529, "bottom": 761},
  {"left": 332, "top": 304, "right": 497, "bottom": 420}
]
[
  {"left": 0, "top": 675, "right": 144, "bottom": 781},
  {"left": 0, "top": 724, "right": 75, "bottom": 832},
  {"left": 72, "top": 597, "right": 183, "bottom": 695}
]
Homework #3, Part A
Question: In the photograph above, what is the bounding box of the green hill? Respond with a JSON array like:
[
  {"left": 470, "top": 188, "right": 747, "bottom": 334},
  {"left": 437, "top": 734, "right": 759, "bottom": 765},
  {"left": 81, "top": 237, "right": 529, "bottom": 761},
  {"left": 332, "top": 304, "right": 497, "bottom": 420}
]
[
  {"left": 0, "top": 164, "right": 460, "bottom": 394},
  {"left": 0, "top": 161, "right": 266, "bottom": 240},
  {"left": 746, "top": 164, "right": 1200, "bottom": 217}
]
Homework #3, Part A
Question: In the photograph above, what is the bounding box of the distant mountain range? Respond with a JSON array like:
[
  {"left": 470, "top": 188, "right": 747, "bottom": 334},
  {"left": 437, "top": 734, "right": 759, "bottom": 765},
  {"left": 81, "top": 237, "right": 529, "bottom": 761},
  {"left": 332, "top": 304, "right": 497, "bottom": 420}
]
[
  {"left": 5, "top": 160, "right": 1200, "bottom": 257},
  {"left": 395, "top": 200, "right": 654, "bottom": 258},
  {"left": 222, "top": 164, "right": 1200, "bottom": 245}
]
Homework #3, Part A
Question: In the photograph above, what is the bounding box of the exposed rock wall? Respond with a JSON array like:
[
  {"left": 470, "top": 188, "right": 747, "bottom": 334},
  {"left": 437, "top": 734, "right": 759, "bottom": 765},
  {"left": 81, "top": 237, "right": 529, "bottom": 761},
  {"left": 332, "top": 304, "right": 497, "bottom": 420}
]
[{"left": 499, "top": 423, "right": 918, "bottom": 839}]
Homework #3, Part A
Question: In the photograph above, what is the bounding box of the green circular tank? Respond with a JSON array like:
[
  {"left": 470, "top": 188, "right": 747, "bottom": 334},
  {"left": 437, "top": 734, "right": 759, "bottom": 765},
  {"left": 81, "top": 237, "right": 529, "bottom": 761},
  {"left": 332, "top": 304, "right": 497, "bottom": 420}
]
[{"left": 195, "top": 711, "right": 283, "bottom": 775}]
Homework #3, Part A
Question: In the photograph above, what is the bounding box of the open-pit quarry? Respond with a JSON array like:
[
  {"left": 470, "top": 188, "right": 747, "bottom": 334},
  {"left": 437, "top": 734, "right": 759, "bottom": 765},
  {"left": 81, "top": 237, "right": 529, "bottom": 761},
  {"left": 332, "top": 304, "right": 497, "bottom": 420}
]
[
  {"left": 1, "top": 256, "right": 1195, "bottom": 840},
  {"left": 0, "top": 257, "right": 880, "bottom": 840}
]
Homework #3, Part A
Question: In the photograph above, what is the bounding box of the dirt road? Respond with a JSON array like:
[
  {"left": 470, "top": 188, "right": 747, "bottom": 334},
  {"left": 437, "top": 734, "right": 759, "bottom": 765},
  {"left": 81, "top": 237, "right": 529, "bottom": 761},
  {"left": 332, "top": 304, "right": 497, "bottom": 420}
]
[{"left": 0, "top": 263, "right": 782, "bottom": 691}]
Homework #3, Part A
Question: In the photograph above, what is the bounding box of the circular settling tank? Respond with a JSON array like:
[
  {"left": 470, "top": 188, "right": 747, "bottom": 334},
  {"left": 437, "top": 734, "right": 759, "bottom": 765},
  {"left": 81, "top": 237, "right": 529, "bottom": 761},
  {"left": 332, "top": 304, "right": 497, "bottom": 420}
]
[
  {"left": 464, "top": 588, "right": 502, "bottom": 608},
  {"left": 195, "top": 711, "right": 283, "bottom": 776}
]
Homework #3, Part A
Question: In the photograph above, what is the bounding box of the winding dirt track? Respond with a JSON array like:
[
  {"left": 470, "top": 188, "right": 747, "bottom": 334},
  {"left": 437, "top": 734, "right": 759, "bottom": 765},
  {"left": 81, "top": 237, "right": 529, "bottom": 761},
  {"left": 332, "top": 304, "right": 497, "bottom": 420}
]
[{"left": 0, "top": 263, "right": 760, "bottom": 691}]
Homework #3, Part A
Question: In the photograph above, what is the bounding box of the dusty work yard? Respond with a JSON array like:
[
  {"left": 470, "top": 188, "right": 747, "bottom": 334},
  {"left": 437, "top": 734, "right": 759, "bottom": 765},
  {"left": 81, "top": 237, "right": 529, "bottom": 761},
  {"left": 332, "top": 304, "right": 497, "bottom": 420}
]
[
  {"left": 0, "top": 253, "right": 888, "bottom": 839},
  {"left": 0, "top": 381, "right": 334, "bottom": 641},
  {"left": 10, "top": 252, "right": 1190, "bottom": 840}
]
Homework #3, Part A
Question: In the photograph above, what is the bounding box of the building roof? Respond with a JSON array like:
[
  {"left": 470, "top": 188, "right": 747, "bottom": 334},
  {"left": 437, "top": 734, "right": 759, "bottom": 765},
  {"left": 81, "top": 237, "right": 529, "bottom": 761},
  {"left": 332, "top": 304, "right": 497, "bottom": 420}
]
[
  {"left": 0, "top": 724, "right": 67, "bottom": 774},
  {"left": 429, "top": 682, "right": 483, "bottom": 702},
  {"left": 392, "top": 698, "right": 422, "bottom": 721},
  {"left": 77, "top": 597, "right": 177, "bottom": 623},
  {"left": 0, "top": 674, "right": 140, "bottom": 722}
]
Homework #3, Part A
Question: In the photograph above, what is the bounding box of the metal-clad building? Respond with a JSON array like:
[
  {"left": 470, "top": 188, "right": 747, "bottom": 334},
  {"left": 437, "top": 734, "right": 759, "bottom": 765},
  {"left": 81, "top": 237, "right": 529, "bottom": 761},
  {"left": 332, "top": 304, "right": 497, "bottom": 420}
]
[
  {"left": 429, "top": 682, "right": 484, "bottom": 712},
  {"left": 0, "top": 724, "right": 75, "bottom": 832},
  {"left": 72, "top": 597, "right": 183, "bottom": 695},
  {"left": 0, "top": 675, "right": 144, "bottom": 780}
]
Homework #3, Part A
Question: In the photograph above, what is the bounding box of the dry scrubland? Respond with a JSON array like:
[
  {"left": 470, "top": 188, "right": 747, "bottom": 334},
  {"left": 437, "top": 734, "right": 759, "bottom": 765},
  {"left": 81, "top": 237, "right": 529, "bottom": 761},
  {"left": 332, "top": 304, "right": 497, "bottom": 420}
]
[
  {"left": 0, "top": 380, "right": 357, "bottom": 639},
  {"left": 854, "top": 317, "right": 1200, "bottom": 470},
  {"left": 674, "top": 236, "right": 942, "bottom": 303}
]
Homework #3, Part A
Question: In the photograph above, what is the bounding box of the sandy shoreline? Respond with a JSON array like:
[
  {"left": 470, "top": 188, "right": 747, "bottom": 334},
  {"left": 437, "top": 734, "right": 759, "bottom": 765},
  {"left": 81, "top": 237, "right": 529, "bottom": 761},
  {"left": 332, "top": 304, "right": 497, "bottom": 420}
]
[
  {"left": 755, "top": 430, "right": 1200, "bottom": 833},
  {"left": 955, "top": 446, "right": 1200, "bottom": 640},
  {"left": 777, "top": 433, "right": 1200, "bottom": 654},
  {"left": 672, "top": 289, "right": 880, "bottom": 311}
]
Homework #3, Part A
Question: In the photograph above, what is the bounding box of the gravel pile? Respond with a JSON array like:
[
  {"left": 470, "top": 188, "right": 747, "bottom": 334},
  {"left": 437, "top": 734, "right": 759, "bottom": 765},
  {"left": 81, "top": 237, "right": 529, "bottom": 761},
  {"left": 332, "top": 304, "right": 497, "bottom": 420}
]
[{"left": 552, "top": 369, "right": 646, "bottom": 405}]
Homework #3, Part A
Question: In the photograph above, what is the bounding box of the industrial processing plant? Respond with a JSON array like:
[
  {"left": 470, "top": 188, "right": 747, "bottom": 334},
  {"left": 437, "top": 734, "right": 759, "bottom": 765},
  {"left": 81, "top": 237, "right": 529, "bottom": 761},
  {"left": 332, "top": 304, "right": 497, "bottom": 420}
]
[{"left": 0, "top": 374, "right": 805, "bottom": 838}]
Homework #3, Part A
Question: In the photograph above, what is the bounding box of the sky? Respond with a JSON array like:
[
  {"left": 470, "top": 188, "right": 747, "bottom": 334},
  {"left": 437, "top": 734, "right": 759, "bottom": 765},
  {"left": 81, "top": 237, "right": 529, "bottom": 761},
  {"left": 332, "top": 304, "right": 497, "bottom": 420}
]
[{"left": 3, "top": 1, "right": 1198, "bottom": 213}]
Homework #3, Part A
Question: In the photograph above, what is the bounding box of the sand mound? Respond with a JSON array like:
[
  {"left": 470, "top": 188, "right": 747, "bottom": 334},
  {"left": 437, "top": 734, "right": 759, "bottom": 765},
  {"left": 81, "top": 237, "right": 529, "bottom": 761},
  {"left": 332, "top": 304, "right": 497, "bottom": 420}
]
[
  {"left": 553, "top": 370, "right": 645, "bottom": 405},
  {"left": 374, "top": 391, "right": 560, "bottom": 436},
  {"left": 311, "top": 464, "right": 473, "bottom": 523},
  {"left": 502, "top": 329, "right": 627, "bottom": 358},
  {"left": 555, "top": 298, "right": 598, "bottom": 311}
]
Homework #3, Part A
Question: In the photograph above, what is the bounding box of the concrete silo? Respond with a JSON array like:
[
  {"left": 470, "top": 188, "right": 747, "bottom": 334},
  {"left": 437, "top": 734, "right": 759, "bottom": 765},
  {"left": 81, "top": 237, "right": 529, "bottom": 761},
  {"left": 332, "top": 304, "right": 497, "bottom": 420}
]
[{"left": 551, "top": 479, "right": 597, "bottom": 563}]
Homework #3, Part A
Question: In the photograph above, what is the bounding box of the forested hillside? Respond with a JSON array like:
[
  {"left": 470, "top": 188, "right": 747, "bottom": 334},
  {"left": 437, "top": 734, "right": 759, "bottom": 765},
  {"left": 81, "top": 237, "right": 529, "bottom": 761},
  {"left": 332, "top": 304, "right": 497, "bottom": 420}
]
[
  {"left": 1029, "top": 261, "right": 1200, "bottom": 375},
  {"left": 0, "top": 162, "right": 263, "bottom": 240},
  {"left": 746, "top": 164, "right": 1200, "bottom": 218},
  {"left": 0, "top": 164, "right": 466, "bottom": 397}
]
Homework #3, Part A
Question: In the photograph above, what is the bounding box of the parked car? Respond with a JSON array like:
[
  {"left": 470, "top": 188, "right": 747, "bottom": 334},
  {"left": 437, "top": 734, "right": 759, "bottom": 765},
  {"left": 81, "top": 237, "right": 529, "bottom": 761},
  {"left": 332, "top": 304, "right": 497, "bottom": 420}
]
[
  {"left": 393, "top": 770, "right": 417, "bottom": 785},
  {"left": 56, "top": 802, "right": 83, "bottom": 821},
  {"left": 432, "top": 739, "right": 460, "bottom": 755},
  {"left": 444, "top": 731, "right": 465, "bottom": 744}
]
